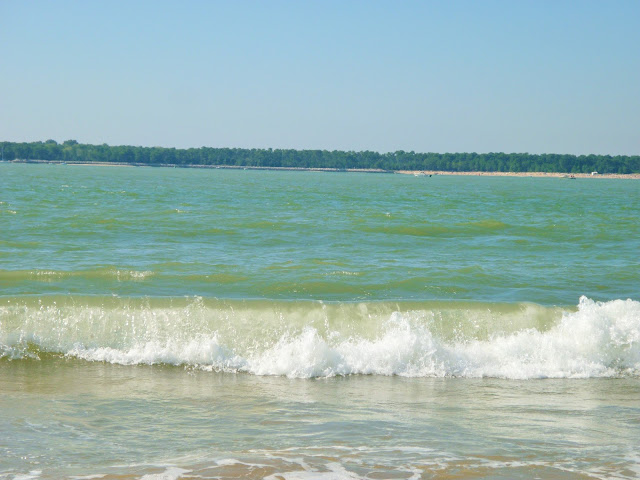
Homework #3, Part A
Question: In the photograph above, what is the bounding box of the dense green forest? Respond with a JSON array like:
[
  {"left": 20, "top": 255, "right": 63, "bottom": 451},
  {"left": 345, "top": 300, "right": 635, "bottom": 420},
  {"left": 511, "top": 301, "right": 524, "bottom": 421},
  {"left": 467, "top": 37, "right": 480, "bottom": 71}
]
[{"left": 2, "top": 140, "right": 639, "bottom": 173}]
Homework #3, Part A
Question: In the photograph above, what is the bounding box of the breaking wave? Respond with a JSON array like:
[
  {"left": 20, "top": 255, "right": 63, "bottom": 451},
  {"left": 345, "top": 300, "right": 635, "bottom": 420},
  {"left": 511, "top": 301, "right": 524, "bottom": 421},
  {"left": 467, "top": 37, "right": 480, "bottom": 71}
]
[{"left": 1, "top": 296, "right": 638, "bottom": 379}]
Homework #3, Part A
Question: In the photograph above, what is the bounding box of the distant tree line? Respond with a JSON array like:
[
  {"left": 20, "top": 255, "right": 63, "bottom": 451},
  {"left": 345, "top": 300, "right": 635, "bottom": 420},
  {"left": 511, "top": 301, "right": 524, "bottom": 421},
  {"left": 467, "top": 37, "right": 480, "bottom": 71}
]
[{"left": 2, "top": 140, "right": 639, "bottom": 174}]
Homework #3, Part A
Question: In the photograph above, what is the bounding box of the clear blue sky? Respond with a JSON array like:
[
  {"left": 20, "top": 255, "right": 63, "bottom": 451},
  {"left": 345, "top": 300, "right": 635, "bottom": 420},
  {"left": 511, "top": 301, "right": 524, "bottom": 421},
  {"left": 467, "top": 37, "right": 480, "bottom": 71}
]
[{"left": 1, "top": 0, "right": 639, "bottom": 155}]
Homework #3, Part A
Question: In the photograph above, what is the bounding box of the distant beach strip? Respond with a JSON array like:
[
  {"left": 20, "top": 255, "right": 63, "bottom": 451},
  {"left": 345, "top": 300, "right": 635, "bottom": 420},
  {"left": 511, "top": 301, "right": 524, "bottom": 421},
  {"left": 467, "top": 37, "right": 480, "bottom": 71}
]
[
  {"left": 396, "top": 170, "right": 640, "bottom": 179},
  {"left": 4, "top": 158, "right": 640, "bottom": 179}
]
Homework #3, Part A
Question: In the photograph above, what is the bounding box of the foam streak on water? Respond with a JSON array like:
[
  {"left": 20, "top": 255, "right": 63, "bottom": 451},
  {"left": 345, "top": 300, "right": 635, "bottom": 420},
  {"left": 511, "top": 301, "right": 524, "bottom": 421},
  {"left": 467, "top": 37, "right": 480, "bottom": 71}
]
[{"left": 2, "top": 296, "right": 638, "bottom": 379}]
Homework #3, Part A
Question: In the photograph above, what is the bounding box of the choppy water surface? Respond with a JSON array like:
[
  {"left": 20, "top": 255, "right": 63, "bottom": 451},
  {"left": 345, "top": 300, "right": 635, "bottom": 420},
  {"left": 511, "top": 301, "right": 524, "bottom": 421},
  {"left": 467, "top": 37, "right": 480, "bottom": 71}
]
[{"left": 1, "top": 163, "right": 639, "bottom": 479}]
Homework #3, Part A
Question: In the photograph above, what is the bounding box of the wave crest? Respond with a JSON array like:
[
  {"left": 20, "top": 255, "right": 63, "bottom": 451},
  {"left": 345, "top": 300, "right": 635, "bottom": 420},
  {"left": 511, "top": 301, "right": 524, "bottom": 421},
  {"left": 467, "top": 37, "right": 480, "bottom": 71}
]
[{"left": 1, "top": 296, "right": 638, "bottom": 379}]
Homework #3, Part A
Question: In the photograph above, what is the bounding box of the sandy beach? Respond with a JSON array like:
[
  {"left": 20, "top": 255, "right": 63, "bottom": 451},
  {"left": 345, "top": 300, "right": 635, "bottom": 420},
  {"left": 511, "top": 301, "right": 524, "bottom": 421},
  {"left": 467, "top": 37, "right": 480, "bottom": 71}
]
[
  {"left": 396, "top": 170, "right": 640, "bottom": 179},
  {"left": 6, "top": 160, "right": 639, "bottom": 178}
]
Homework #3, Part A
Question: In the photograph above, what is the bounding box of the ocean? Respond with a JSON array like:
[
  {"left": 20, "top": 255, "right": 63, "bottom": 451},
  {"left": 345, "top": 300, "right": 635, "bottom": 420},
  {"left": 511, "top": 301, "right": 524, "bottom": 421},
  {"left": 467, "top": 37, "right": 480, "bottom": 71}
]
[{"left": 1, "top": 162, "right": 639, "bottom": 479}]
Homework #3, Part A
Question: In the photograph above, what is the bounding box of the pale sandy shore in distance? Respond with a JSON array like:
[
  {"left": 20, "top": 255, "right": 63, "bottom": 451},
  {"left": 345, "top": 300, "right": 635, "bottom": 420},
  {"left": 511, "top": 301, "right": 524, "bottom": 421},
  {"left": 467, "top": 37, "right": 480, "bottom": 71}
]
[
  {"left": 5, "top": 160, "right": 640, "bottom": 178},
  {"left": 397, "top": 170, "right": 640, "bottom": 179}
]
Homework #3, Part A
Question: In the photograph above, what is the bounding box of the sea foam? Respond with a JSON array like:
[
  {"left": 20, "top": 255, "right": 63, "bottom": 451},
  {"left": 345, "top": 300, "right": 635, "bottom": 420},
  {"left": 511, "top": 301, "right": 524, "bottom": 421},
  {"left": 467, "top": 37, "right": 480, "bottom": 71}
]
[{"left": 1, "top": 296, "right": 638, "bottom": 379}]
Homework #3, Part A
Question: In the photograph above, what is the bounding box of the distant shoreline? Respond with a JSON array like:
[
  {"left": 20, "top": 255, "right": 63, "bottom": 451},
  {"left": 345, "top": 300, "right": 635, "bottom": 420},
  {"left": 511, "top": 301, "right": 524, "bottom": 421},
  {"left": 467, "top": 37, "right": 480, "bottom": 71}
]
[
  {"left": 396, "top": 169, "right": 640, "bottom": 179},
  {"left": 3, "top": 159, "right": 391, "bottom": 174},
  {"left": 4, "top": 159, "right": 640, "bottom": 179}
]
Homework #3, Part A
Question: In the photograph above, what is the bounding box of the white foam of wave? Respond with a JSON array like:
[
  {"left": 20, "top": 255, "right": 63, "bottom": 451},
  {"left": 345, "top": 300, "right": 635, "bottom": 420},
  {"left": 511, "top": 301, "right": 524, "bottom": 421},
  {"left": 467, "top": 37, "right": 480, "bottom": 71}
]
[
  {"left": 107, "top": 268, "right": 154, "bottom": 281},
  {"left": 54, "top": 296, "right": 640, "bottom": 379},
  {"left": 11, "top": 471, "right": 42, "bottom": 480},
  {"left": 69, "top": 334, "right": 245, "bottom": 371},
  {"left": 264, "top": 462, "right": 364, "bottom": 480},
  {"left": 454, "top": 295, "right": 640, "bottom": 379},
  {"left": 138, "top": 467, "right": 190, "bottom": 480}
]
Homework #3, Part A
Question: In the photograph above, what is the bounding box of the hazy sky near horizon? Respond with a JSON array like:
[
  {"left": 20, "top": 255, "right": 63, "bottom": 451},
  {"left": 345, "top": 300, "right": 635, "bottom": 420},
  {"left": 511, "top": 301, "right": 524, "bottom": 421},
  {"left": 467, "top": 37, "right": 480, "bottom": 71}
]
[{"left": 1, "top": 1, "right": 639, "bottom": 155}]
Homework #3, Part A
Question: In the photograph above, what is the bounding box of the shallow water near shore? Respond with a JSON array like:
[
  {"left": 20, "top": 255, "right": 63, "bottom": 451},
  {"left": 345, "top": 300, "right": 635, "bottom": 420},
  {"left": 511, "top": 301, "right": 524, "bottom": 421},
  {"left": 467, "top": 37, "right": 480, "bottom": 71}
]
[
  {"left": 2, "top": 360, "right": 639, "bottom": 480},
  {"left": 1, "top": 163, "right": 639, "bottom": 479}
]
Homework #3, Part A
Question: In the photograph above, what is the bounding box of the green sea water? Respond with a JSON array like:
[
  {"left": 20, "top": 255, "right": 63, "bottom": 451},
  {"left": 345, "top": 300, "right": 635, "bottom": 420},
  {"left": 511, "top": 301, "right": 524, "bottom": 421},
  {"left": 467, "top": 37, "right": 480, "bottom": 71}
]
[
  {"left": 2, "top": 163, "right": 638, "bottom": 303},
  {"left": 1, "top": 163, "right": 639, "bottom": 479}
]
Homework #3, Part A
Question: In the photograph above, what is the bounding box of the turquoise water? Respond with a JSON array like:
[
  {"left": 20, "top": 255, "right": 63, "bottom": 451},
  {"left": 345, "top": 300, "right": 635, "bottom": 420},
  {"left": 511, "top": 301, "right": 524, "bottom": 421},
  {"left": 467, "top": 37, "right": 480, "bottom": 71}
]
[
  {"left": 1, "top": 163, "right": 639, "bottom": 479},
  {"left": 2, "top": 163, "right": 638, "bottom": 303}
]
